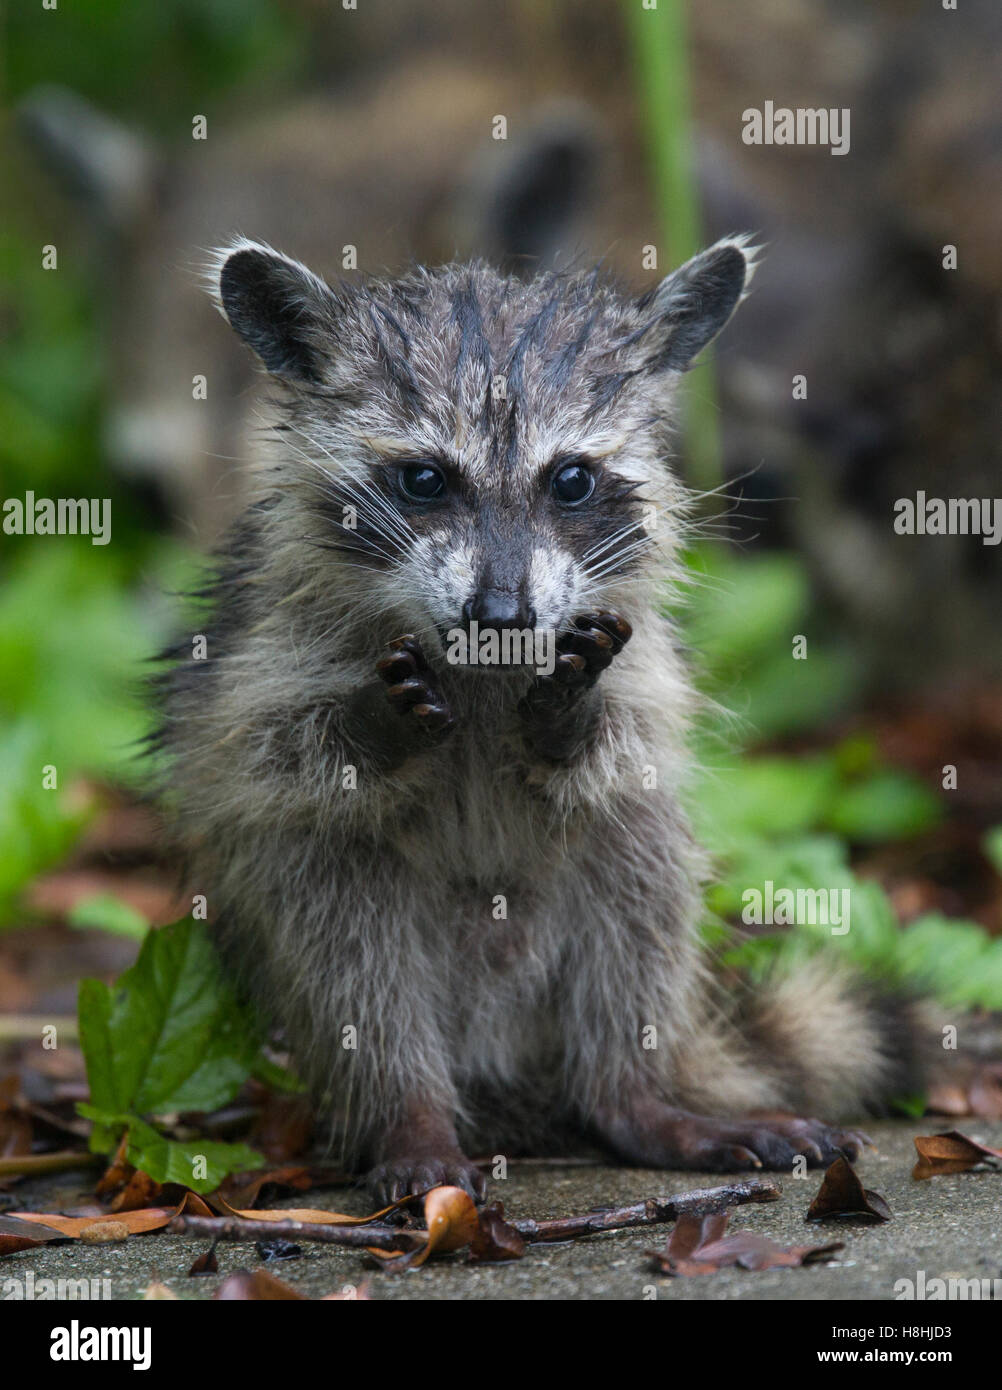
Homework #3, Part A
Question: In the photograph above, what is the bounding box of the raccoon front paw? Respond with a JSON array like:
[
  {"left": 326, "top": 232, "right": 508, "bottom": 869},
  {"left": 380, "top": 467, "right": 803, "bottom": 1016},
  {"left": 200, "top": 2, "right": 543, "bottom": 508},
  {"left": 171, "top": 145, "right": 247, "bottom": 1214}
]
[
  {"left": 366, "top": 1153, "right": 487, "bottom": 1206},
  {"left": 376, "top": 635, "right": 455, "bottom": 737},
  {"left": 520, "top": 610, "right": 632, "bottom": 716},
  {"left": 552, "top": 610, "right": 632, "bottom": 688}
]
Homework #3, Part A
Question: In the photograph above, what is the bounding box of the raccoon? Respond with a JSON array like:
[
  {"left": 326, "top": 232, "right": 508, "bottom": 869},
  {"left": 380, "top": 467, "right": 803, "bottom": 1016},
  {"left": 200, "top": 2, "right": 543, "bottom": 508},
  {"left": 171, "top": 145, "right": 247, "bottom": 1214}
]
[{"left": 156, "top": 236, "right": 926, "bottom": 1201}]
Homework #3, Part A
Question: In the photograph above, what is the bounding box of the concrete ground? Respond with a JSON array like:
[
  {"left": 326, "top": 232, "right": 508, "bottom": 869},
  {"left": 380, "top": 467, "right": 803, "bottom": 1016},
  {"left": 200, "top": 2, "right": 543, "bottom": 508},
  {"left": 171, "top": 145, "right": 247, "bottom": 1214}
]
[{"left": 3, "top": 1120, "right": 1001, "bottom": 1300}]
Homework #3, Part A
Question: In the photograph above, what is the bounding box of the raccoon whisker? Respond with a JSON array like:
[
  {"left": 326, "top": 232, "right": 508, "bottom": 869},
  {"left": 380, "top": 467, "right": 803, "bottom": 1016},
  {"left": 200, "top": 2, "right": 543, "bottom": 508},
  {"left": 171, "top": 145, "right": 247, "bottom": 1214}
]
[
  {"left": 283, "top": 428, "right": 419, "bottom": 558},
  {"left": 582, "top": 533, "right": 656, "bottom": 582},
  {"left": 685, "top": 459, "right": 767, "bottom": 508},
  {"left": 318, "top": 464, "right": 415, "bottom": 548},
  {"left": 335, "top": 486, "right": 413, "bottom": 550},
  {"left": 580, "top": 524, "right": 634, "bottom": 565},
  {"left": 582, "top": 553, "right": 656, "bottom": 588},
  {"left": 302, "top": 537, "right": 397, "bottom": 569},
  {"left": 291, "top": 475, "right": 408, "bottom": 550},
  {"left": 281, "top": 438, "right": 415, "bottom": 553},
  {"left": 288, "top": 427, "right": 417, "bottom": 548},
  {"left": 581, "top": 517, "right": 651, "bottom": 565},
  {"left": 684, "top": 521, "right": 746, "bottom": 544},
  {"left": 293, "top": 482, "right": 404, "bottom": 554},
  {"left": 294, "top": 473, "right": 409, "bottom": 559}
]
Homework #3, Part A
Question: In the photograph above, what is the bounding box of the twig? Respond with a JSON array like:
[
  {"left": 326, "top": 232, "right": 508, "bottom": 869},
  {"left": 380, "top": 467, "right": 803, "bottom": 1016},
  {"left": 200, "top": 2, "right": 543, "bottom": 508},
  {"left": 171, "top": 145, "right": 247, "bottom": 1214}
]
[
  {"left": 167, "top": 1213, "right": 410, "bottom": 1250},
  {"left": 0, "top": 1151, "right": 101, "bottom": 1178},
  {"left": 166, "top": 1177, "right": 781, "bottom": 1251},
  {"left": 0, "top": 1014, "right": 78, "bottom": 1043},
  {"left": 511, "top": 1177, "right": 781, "bottom": 1242}
]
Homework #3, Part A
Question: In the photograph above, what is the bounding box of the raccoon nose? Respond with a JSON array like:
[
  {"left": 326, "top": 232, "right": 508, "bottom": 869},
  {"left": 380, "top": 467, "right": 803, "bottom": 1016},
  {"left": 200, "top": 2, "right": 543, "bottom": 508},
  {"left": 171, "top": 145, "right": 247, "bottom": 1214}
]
[{"left": 463, "top": 591, "right": 535, "bottom": 632}]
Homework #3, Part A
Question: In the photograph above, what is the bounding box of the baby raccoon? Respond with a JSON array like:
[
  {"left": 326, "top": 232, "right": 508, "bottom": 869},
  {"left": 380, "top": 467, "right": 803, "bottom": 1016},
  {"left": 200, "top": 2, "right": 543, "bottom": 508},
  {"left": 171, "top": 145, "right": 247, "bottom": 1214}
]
[{"left": 157, "top": 236, "right": 925, "bottom": 1201}]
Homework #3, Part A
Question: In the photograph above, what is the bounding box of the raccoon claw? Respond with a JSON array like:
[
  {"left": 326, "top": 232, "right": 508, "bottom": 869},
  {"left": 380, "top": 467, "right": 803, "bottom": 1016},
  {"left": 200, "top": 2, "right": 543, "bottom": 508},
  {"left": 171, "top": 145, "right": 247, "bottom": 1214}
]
[
  {"left": 376, "top": 637, "right": 455, "bottom": 737},
  {"left": 554, "top": 610, "right": 632, "bottom": 683},
  {"left": 595, "top": 1102, "right": 864, "bottom": 1175},
  {"left": 412, "top": 702, "right": 455, "bottom": 734},
  {"left": 572, "top": 610, "right": 633, "bottom": 653},
  {"left": 366, "top": 1155, "right": 487, "bottom": 1207},
  {"left": 685, "top": 1116, "right": 865, "bottom": 1173}
]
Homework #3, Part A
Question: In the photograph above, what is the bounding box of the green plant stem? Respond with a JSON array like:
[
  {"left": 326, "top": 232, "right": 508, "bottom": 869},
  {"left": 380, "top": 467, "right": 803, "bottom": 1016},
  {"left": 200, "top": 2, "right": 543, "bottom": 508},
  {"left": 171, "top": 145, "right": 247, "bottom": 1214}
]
[{"left": 623, "top": 0, "right": 722, "bottom": 495}]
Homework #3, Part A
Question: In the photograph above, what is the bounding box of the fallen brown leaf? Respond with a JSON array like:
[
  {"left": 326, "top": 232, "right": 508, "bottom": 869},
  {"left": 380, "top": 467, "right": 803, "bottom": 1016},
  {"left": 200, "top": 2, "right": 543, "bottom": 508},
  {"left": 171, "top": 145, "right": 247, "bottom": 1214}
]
[
  {"left": 215, "top": 1269, "right": 306, "bottom": 1301},
  {"left": 926, "top": 1081, "right": 974, "bottom": 1117},
  {"left": 2, "top": 1189, "right": 213, "bottom": 1249},
  {"left": 928, "top": 1063, "right": 1002, "bottom": 1120},
  {"left": 912, "top": 1130, "right": 1002, "bottom": 1180},
  {"left": 0, "top": 1075, "right": 33, "bottom": 1160},
  {"left": 109, "top": 1169, "right": 164, "bottom": 1213},
  {"left": 212, "top": 1191, "right": 413, "bottom": 1225},
  {"left": 215, "top": 1165, "right": 313, "bottom": 1211},
  {"left": 188, "top": 1240, "right": 219, "bottom": 1276},
  {"left": 648, "top": 1210, "right": 843, "bottom": 1275},
  {"left": 0, "top": 1213, "right": 69, "bottom": 1256},
  {"left": 368, "top": 1185, "right": 480, "bottom": 1273},
  {"left": 968, "top": 1064, "right": 1002, "bottom": 1120},
  {"left": 213, "top": 1269, "right": 369, "bottom": 1300},
  {"left": 95, "top": 1132, "right": 132, "bottom": 1198},
  {"left": 142, "top": 1280, "right": 179, "bottom": 1300},
  {"left": 469, "top": 1201, "right": 526, "bottom": 1262},
  {"left": 806, "top": 1155, "right": 891, "bottom": 1222}
]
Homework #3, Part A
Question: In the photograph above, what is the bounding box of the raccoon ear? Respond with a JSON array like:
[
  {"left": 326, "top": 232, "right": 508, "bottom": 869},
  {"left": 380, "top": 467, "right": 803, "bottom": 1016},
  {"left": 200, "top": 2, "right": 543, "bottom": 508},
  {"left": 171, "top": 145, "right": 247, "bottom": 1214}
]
[
  {"left": 211, "top": 239, "right": 339, "bottom": 382},
  {"left": 635, "top": 236, "right": 757, "bottom": 373}
]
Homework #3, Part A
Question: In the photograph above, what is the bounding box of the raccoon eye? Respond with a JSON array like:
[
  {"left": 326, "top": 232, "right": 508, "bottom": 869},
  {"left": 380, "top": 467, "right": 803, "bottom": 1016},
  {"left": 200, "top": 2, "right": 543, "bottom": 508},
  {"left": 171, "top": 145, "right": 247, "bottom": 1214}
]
[
  {"left": 551, "top": 460, "right": 595, "bottom": 505},
  {"left": 398, "top": 462, "right": 446, "bottom": 501}
]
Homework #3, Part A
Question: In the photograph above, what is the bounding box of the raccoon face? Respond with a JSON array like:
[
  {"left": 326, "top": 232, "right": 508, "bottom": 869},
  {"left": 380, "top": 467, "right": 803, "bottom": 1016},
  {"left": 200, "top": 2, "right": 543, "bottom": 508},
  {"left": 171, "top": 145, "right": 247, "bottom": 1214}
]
[{"left": 212, "top": 236, "right": 753, "bottom": 656}]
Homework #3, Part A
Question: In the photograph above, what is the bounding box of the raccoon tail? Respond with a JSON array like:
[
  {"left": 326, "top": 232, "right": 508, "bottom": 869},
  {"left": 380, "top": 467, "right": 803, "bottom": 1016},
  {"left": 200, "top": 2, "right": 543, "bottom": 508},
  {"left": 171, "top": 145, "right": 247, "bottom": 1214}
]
[{"left": 679, "top": 957, "right": 940, "bottom": 1121}]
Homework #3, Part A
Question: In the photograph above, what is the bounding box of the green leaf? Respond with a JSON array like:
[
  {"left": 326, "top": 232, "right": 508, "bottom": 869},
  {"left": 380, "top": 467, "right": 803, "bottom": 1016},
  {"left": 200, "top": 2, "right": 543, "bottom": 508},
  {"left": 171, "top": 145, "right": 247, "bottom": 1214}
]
[
  {"left": 890, "top": 1093, "right": 927, "bottom": 1119},
  {"left": 707, "top": 833, "right": 853, "bottom": 919},
  {"left": 682, "top": 549, "right": 809, "bottom": 674},
  {"left": 123, "top": 1116, "right": 262, "bottom": 1194},
  {"left": 68, "top": 893, "right": 150, "bottom": 940},
  {"left": 825, "top": 769, "right": 941, "bottom": 843},
  {"left": 251, "top": 1053, "right": 306, "bottom": 1095},
  {"left": 0, "top": 719, "right": 93, "bottom": 924},
  {"left": 76, "top": 1108, "right": 262, "bottom": 1193},
  {"left": 77, "top": 980, "right": 117, "bottom": 1123},
  {"left": 77, "top": 917, "right": 260, "bottom": 1121},
  {"left": 896, "top": 914, "right": 1002, "bottom": 1010},
  {"left": 735, "top": 644, "right": 862, "bottom": 742},
  {"left": 983, "top": 826, "right": 1002, "bottom": 877},
  {"left": 691, "top": 756, "right": 840, "bottom": 853}
]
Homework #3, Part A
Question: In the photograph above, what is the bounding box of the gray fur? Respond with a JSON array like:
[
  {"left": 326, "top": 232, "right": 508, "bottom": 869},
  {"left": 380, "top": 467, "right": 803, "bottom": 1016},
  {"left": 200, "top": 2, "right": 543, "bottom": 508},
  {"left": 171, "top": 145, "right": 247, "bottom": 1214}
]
[{"left": 157, "top": 239, "right": 923, "bottom": 1177}]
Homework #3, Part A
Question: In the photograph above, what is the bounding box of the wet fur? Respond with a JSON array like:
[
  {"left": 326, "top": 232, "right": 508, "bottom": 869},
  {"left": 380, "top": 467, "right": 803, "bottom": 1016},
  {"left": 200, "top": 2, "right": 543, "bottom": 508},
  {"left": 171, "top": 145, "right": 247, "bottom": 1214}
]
[{"left": 156, "top": 242, "right": 926, "bottom": 1183}]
